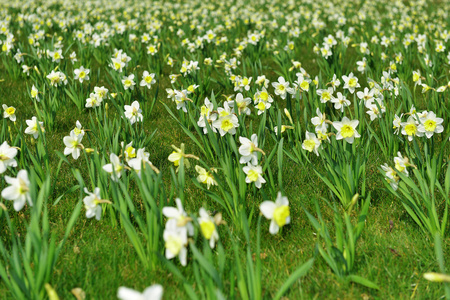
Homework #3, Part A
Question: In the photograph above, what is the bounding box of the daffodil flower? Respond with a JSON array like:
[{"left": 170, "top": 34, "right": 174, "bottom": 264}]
[
  {"left": 63, "top": 131, "right": 83, "bottom": 160},
  {"left": 198, "top": 208, "right": 219, "bottom": 249},
  {"left": 1, "top": 170, "right": 32, "bottom": 211},
  {"left": 102, "top": 153, "right": 124, "bottom": 182},
  {"left": 239, "top": 134, "right": 264, "bottom": 165},
  {"left": 260, "top": 192, "right": 290, "bottom": 235},
  {"left": 243, "top": 164, "right": 266, "bottom": 188},
  {"left": 195, "top": 165, "right": 217, "bottom": 189},
  {"left": 2, "top": 104, "right": 16, "bottom": 121},
  {"left": 25, "top": 116, "right": 44, "bottom": 139},
  {"left": 332, "top": 117, "right": 360, "bottom": 144},
  {"left": 83, "top": 187, "right": 111, "bottom": 220},
  {"left": 117, "top": 284, "right": 163, "bottom": 300},
  {"left": 0, "top": 141, "right": 18, "bottom": 174}
]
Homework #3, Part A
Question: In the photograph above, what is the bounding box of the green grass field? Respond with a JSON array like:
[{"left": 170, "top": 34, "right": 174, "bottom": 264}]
[{"left": 1, "top": 0, "right": 450, "bottom": 299}]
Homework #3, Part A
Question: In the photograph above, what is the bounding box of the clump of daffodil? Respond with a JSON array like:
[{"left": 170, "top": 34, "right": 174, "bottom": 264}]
[{"left": 168, "top": 144, "right": 199, "bottom": 172}]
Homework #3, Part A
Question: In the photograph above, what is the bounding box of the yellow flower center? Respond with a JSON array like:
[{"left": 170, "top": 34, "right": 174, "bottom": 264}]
[
  {"left": 405, "top": 123, "right": 416, "bottom": 136},
  {"left": 200, "top": 221, "right": 215, "bottom": 239},
  {"left": 341, "top": 124, "right": 354, "bottom": 138},
  {"left": 165, "top": 236, "right": 182, "bottom": 255},
  {"left": 260, "top": 91, "right": 268, "bottom": 101},
  {"left": 126, "top": 146, "right": 136, "bottom": 159},
  {"left": 124, "top": 79, "right": 132, "bottom": 86},
  {"left": 322, "top": 92, "right": 331, "bottom": 101},
  {"left": 221, "top": 119, "right": 234, "bottom": 131},
  {"left": 6, "top": 107, "right": 15, "bottom": 115},
  {"left": 348, "top": 78, "right": 357, "bottom": 87},
  {"left": 300, "top": 81, "right": 309, "bottom": 91},
  {"left": 424, "top": 119, "right": 436, "bottom": 132},
  {"left": 247, "top": 169, "right": 259, "bottom": 182},
  {"left": 257, "top": 101, "right": 266, "bottom": 111},
  {"left": 303, "top": 139, "right": 316, "bottom": 152},
  {"left": 79, "top": 71, "right": 86, "bottom": 78},
  {"left": 273, "top": 205, "right": 290, "bottom": 227}
]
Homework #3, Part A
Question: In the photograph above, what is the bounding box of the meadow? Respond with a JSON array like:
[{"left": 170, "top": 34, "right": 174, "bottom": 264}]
[{"left": 0, "top": 0, "right": 450, "bottom": 299}]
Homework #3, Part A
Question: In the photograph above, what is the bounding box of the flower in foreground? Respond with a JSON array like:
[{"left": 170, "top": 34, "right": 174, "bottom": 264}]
[
  {"left": 117, "top": 284, "right": 163, "bottom": 300},
  {"left": 243, "top": 164, "right": 266, "bottom": 188},
  {"left": 332, "top": 117, "right": 360, "bottom": 144},
  {"left": 163, "top": 220, "right": 188, "bottom": 266},
  {"left": 260, "top": 192, "right": 290, "bottom": 235},
  {"left": 83, "top": 187, "right": 111, "bottom": 220},
  {"left": 1, "top": 170, "right": 32, "bottom": 211},
  {"left": 0, "top": 141, "right": 18, "bottom": 173}
]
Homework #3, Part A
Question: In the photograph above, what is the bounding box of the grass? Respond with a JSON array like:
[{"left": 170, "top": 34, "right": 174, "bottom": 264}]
[{"left": 0, "top": 0, "right": 450, "bottom": 299}]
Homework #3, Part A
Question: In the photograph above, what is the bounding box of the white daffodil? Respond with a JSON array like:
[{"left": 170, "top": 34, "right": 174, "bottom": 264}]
[
  {"left": 381, "top": 164, "right": 400, "bottom": 191},
  {"left": 117, "top": 284, "right": 163, "bottom": 300},
  {"left": 0, "top": 141, "right": 18, "bottom": 174},
  {"left": 394, "top": 152, "right": 413, "bottom": 176},
  {"left": 140, "top": 71, "right": 156, "bottom": 89},
  {"left": 2, "top": 104, "right": 16, "bottom": 121},
  {"left": 94, "top": 86, "right": 109, "bottom": 100},
  {"left": 330, "top": 74, "right": 341, "bottom": 91},
  {"left": 393, "top": 114, "right": 402, "bottom": 135},
  {"left": 239, "top": 134, "right": 263, "bottom": 165},
  {"left": 83, "top": 187, "right": 110, "bottom": 220},
  {"left": 332, "top": 117, "right": 360, "bottom": 144},
  {"left": 294, "top": 73, "right": 311, "bottom": 92},
  {"left": 122, "top": 74, "right": 136, "bottom": 90},
  {"left": 401, "top": 116, "right": 423, "bottom": 141},
  {"left": 243, "top": 164, "right": 266, "bottom": 188},
  {"left": 311, "top": 108, "right": 327, "bottom": 129},
  {"left": 418, "top": 111, "right": 444, "bottom": 138},
  {"left": 212, "top": 114, "right": 239, "bottom": 136},
  {"left": 128, "top": 148, "right": 158, "bottom": 177},
  {"left": 229, "top": 93, "right": 252, "bottom": 115},
  {"left": 195, "top": 165, "right": 217, "bottom": 190},
  {"left": 74, "top": 66, "right": 90, "bottom": 83},
  {"left": 198, "top": 208, "right": 219, "bottom": 249},
  {"left": 162, "top": 198, "right": 194, "bottom": 236},
  {"left": 25, "top": 116, "right": 44, "bottom": 139},
  {"left": 124, "top": 101, "right": 143, "bottom": 125},
  {"left": 102, "top": 153, "right": 124, "bottom": 182},
  {"left": 71, "top": 120, "right": 85, "bottom": 137},
  {"left": 302, "top": 131, "right": 321, "bottom": 156},
  {"left": 331, "top": 92, "right": 351, "bottom": 113},
  {"left": 342, "top": 72, "right": 360, "bottom": 94},
  {"left": 163, "top": 220, "right": 188, "bottom": 266},
  {"left": 85, "top": 93, "right": 102, "bottom": 108},
  {"left": 316, "top": 87, "right": 333, "bottom": 103},
  {"left": 31, "top": 85, "right": 39, "bottom": 102},
  {"left": 1, "top": 170, "right": 32, "bottom": 211},
  {"left": 63, "top": 131, "right": 83, "bottom": 160},
  {"left": 260, "top": 192, "right": 290, "bottom": 235},
  {"left": 272, "top": 76, "right": 294, "bottom": 100}
]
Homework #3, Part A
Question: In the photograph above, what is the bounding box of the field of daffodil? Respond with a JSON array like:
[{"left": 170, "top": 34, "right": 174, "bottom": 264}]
[{"left": 1, "top": 0, "right": 450, "bottom": 299}]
